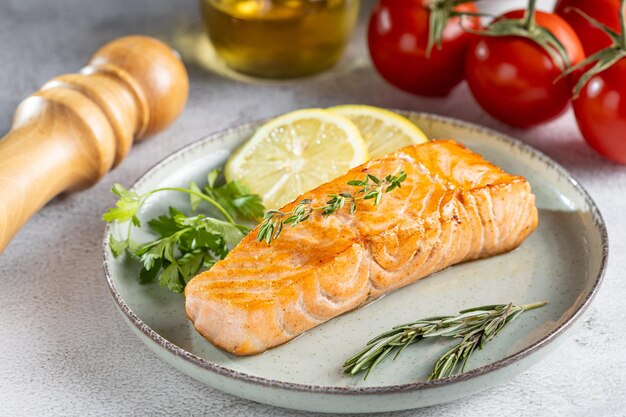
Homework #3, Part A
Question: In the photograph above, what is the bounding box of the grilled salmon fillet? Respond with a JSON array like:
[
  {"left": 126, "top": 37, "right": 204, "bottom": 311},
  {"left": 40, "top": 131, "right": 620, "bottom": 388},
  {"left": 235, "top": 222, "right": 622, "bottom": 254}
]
[{"left": 185, "top": 140, "right": 538, "bottom": 355}]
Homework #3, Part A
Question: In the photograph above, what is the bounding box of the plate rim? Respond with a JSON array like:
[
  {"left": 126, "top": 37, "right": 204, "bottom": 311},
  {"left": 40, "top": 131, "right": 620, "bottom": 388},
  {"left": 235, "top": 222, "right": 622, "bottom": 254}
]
[{"left": 102, "top": 111, "right": 608, "bottom": 395}]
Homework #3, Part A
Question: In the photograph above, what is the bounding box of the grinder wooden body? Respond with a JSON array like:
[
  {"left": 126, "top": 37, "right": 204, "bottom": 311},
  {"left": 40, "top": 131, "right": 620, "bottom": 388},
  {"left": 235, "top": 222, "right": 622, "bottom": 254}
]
[{"left": 0, "top": 36, "right": 189, "bottom": 253}]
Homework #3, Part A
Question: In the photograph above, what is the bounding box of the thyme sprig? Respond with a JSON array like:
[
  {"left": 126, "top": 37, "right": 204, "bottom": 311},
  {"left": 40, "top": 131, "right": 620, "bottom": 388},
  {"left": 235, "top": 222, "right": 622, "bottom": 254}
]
[
  {"left": 343, "top": 301, "right": 548, "bottom": 381},
  {"left": 257, "top": 170, "right": 407, "bottom": 244}
]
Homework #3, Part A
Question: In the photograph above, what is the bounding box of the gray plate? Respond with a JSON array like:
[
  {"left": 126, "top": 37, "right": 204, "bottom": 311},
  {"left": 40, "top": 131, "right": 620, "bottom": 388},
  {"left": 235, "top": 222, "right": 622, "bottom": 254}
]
[{"left": 102, "top": 112, "right": 607, "bottom": 413}]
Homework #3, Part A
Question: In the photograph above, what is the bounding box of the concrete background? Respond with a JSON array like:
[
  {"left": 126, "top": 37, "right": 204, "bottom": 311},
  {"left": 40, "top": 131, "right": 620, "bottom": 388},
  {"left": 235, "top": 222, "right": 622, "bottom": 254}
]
[{"left": 1, "top": 0, "right": 625, "bottom": 415}]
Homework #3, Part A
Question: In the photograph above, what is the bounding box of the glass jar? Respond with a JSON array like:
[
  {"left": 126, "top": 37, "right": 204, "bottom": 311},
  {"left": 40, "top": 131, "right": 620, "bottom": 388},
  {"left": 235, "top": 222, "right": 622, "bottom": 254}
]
[{"left": 199, "top": 0, "right": 360, "bottom": 79}]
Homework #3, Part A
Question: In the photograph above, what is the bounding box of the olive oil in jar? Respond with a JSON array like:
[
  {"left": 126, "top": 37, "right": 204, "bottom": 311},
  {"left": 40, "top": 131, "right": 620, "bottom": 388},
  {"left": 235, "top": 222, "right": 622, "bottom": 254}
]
[{"left": 200, "top": 0, "right": 359, "bottom": 78}]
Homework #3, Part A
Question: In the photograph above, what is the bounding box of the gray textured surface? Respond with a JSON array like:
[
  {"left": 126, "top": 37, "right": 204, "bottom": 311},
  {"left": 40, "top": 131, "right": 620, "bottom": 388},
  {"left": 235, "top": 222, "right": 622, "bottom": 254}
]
[{"left": 0, "top": 0, "right": 624, "bottom": 416}]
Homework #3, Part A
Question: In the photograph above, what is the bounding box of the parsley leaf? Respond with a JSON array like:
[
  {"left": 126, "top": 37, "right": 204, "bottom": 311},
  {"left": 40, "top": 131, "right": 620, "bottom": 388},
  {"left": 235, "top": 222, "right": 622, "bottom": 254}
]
[
  {"left": 109, "top": 236, "right": 129, "bottom": 257},
  {"left": 139, "top": 258, "right": 162, "bottom": 284},
  {"left": 159, "top": 263, "right": 184, "bottom": 293},
  {"left": 148, "top": 207, "right": 187, "bottom": 238},
  {"left": 188, "top": 182, "right": 204, "bottom": 212},
  {"left": 102, "top": 184, "right": 142, "bottom": 226},
  {"left": 201, "top": 169, "right": 265, "bottom": 220},
  {"left": 177, "top": 251, "right": 205, "bottom": 283},
  {"left": 130, "top": 211, "right": 237, "bottom": 293},
  {"left": 136, "top": 238, "right": 171, "bottom": 271}
]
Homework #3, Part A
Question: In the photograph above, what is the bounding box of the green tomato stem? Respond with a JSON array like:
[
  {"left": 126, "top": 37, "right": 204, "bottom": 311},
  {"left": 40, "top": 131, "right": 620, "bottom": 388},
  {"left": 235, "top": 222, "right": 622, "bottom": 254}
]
[
  {"left": 621, "top": 0, "right": 626, "bottom": 47},
  {"left": 523, "top": 0, "right": 537, "bottom": 30}
]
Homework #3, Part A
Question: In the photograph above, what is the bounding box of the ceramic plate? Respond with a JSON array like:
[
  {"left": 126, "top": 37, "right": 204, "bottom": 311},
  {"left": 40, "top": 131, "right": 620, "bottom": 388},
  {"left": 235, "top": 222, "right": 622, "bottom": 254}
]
[{"left": 102, "top": 112, "right": 607, "bottom": 413}]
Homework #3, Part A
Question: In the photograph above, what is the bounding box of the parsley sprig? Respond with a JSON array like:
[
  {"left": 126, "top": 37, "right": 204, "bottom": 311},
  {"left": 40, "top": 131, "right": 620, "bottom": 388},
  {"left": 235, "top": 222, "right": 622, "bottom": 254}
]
[
  {"left": 103, "top": 169, "right": 264, "bottom": 293},
  {"left": 257, "top": 170, "right": 407, "bottom": 244}
]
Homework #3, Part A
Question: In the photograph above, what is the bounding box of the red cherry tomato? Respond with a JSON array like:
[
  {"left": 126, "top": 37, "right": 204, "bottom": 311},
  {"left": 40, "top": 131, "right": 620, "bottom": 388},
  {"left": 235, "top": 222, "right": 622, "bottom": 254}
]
[
  {"left": 465, "top": 10, "right": 585, "bottom": 128},
  {"left": 368, "top": 0, "right": 480, "bottom": 97},
  {"left": 555, "top": 0, "right": 621, "bottom": 56},
  {"left": 573, "top": 58, "right": 626, "bottom": 164}
]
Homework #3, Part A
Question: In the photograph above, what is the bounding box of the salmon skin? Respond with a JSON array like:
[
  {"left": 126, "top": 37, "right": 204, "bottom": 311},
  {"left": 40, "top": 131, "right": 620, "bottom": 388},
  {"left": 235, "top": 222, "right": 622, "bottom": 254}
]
[{"left": 185, "top": 140, "right": 538, "bottom": 355}]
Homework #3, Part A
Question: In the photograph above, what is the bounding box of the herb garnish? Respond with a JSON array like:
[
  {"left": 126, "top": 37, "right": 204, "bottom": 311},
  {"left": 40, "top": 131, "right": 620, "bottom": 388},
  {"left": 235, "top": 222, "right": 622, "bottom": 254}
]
[
  {"left": 343, "top": 301, "right": 548, "bottom": 380},
  {"left": 257, "top": 170, "right": 407, "bottom": 244},
  {"left": 102, "top": 169, "right": 264, "bottom": 293}
]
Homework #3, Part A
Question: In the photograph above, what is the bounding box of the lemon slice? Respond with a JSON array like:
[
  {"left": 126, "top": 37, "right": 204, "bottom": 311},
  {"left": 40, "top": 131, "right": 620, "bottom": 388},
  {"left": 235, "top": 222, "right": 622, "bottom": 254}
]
[
  {"left": 329, "top": 105, "right": 428, "bottom": 158},
  {"left": 224, "top": 109, "right": 368, "bottom": 210}
]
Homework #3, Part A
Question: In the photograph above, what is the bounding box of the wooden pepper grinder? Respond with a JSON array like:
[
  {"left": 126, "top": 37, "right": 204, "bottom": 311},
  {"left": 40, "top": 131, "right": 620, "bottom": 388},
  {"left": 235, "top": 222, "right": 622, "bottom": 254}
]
[{"left": 0, "top": 35, "right": 189, "bottom": 253}]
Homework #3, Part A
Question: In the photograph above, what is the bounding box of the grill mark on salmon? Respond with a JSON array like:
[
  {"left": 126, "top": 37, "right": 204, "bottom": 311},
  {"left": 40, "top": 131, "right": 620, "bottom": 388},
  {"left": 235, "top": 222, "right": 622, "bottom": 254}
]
[{"left": 185, "top": 140, "right": 538, "bottom": 355}]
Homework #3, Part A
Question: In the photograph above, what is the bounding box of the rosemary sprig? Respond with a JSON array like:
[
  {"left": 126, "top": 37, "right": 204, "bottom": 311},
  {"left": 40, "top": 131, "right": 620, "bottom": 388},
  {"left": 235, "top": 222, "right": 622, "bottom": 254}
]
[
  {"left": 343, "top": 301, "right": 548, "bottom": 381},
  {"left": 257, "top": 170, "right": 407, "bottom": 244}
]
